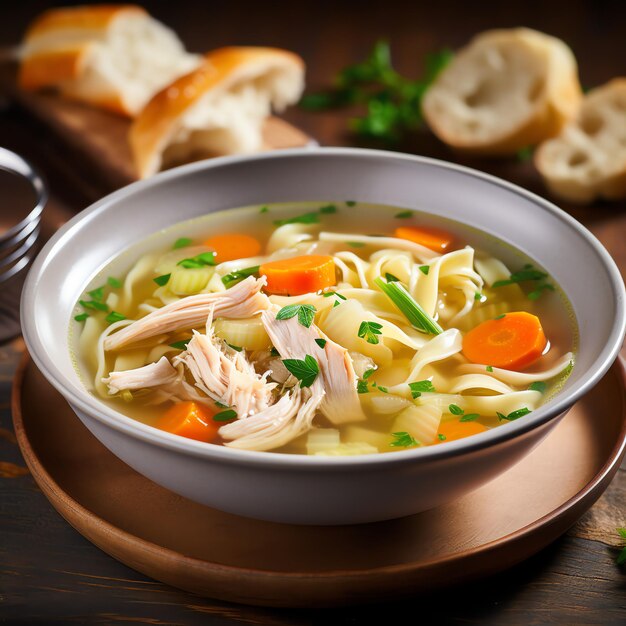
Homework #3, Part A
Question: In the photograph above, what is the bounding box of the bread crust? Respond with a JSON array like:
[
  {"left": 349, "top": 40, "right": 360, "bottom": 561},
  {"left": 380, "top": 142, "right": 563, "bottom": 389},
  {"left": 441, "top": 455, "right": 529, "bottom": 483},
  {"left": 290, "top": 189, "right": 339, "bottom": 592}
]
[
  {"left": 535, "top": 78, "right": 626, "bottom": 203},
  {"left": 22, "top": 5, "right": 146, "bottom": 41},
  {"left": 423, "top": 28, "right": 582, "bottom": 155},
  {"left": 129, "top": 47, "right": 305, "bottom": 178},
  {"left": 19, "top": 44, "right": 89, "bottom": 89}
]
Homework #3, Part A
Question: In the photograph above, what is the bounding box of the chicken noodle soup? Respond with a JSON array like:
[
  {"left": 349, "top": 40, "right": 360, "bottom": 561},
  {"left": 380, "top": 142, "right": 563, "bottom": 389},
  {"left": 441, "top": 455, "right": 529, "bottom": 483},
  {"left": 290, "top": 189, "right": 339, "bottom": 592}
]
[{"left": 73, "top": 202, "right": 576, "bottom": 455}]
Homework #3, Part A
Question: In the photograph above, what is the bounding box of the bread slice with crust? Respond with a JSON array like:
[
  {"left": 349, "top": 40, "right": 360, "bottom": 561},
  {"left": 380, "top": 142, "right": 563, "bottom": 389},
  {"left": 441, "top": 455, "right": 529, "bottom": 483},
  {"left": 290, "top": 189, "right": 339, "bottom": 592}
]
[
  {"left": 19, "top": 4, "right": 199, "bottom": 116},
  {"left": 535, "top": 79, "right": 626, "bottom": 203},
  {"left": 422, "top": 28, "right": 582, "bottom": 155},
  {"left": 129, "top": 47, "right": 305, "bottom": 178}
]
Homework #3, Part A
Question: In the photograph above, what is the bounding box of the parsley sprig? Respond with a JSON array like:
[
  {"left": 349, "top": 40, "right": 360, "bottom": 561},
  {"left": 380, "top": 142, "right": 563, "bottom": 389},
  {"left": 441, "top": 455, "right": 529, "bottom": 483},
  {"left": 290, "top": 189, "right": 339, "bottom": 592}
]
[
  {"left": 390, "top": 431, "right": 420, "bottom": 448},
  {"left": 492, "top": 264, "right": 555, "bottom": 301},
  {"left": 276, "top": 304, "right": 317, "bottom": 328},
  {"left": 282, "top": 355, "right": 320, "bottom": 388},
  {"left": 497, "top": 407, "right": 532, "bottom": 421},
  {"left": 616, "top": 528, "right": 626, "bottom": 566},
  {"left": 358, "top": 321, "right": 383, "bottom": 344},
  {"left": 300, "top": 41, "right": 453, "bottom": 143}
]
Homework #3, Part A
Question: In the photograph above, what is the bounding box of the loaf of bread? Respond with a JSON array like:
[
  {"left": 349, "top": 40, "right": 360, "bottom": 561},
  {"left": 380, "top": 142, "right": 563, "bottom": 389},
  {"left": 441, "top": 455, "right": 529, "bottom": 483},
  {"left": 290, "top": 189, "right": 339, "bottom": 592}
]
[
  {"left": 422, "top": 28, "right": 582, "bottom": 155},
  {"left": 535, "top": 79, "right": 626, "bottom": 203},
  {"left": 129, "top": 47, "right": 305, "bottom": 178},
  {"left": 19, "top": 4, "right": 199, "bottom": 116}
]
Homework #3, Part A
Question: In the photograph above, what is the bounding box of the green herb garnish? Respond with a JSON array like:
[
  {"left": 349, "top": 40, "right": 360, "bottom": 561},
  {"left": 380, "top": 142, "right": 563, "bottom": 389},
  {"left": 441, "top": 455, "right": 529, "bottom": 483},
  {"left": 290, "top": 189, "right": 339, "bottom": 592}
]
[
  {"left": 616, "top": 528, "right": 626, "bottom": 566},
  {"left": 363, "top": 368, "right": 375, "bottom": 380},
  {"left": 474, "top": 291, "right": 483, "bottom": 301},
  {"left": 315, "top": 338, "right": 327, "bottom": 349},
  {"left": 221, "top": 265, "right": 260, "bottom": 288},
  {"left": 88, "top": 286, "right": 105, "bottom": 302},
  {"left": 153, "top": 273, "right": 171, "bottom": 286},
  {"left": 448, "top": 404, "right": 464, "bottom": 416},
  {"left": 385, "top": 272, "right": 400, "bottom": 282},
  {"left": 177, "top": 252, "right": 216, "bottom": 269},
  {"left": 348, "top": 241, "right": 366, "bottom": 248},
  {"left": 105, "top": 311, "right": 126, "bottom": 324},
  {"left": 497, "top": 407, "right": 532, "bottom": 421},
  {"left": 333, "top": 300, "right": 341, "bottom": 307},
  {"left": 375, "top": 277, "right": 442, "bottom": 335},
  {"left": 390, "top": 431, "right": 420, "bottom": 448},
  {"left": 357, "top": 380, "right": 370, "bottom": 394},
  {"left": 74, "top": 313, "right": 89, "bottom": 322},
  {"left": 323, "top": 291, "right": 347, "bottom": 300},
  {"left": 516, "top": 146, "right": 534, "bottom": 162},
  {"left": 276, "top": 304, "right": 317, "bottom": 328},
  {"left": 273, "top": 212, "right": 320, "bottom": 227},
  {"left": 358, "top": 320, "right": 383, "bottom": 344},
  {"left": 282, "top": 354, "right": 320, "bottom": 388},
  {"left": 528, "top": 283, "right": 556, "bottom": 301},
  {"left": 408, "top": 380, "right": 436, "bottom": 399},
  {"left": 528, "top": 381, "right": 547, "bottom": 393},
  {"left": 107, "top": 276, "right": 122, "bottom": 289},
  {"left": 215, "top": 400, "right": 229, "bottom": 409},
  {"left": 319, "top": 204, "right": 337, "bottom": 214},
  {"left": 213, "top": 409, "right": 238, "bottom": 422},
  {"left": 494, "top": 314, "right": 506, "bottom": 320},
  {"left": 492, "top": 264, "right": 554, "bottom": 300},
  {"left": 259, "top": 206, "right": 269, "bottom": 213},
  {"left": 169, "top": 339, "right": 191, "bottom": 350},
  {"left": 346, "top": 200, "right": 357, "bottom": 207},
  {"left": 395, "top": 210, "right": 413, "bottom": 219},
  {"left": 269, "top": 347, "right": 280, "bottom": 357},
  {"left": 299, "top": 40, "right": 453, "bottom": 143},
  {"left": 226, "top": 343, "right": 243, "bottom": 352},
  {"left": 173, "top": 237, "right": 193, "bottom": 249},
  {"left": 486, "top": 365, "right": 494, "bottom": 372},
  {"left": 419, "top": 265, "right": 430, "bottom": 276},
  {"left": 460, "top": 413, "right": 480, "bottom": 422},
  {"left": 80, "top": 299, "right": 109, "bottom": 312},
  {"left": 437, "top": 433, "right": 446, "bottom": 441}
]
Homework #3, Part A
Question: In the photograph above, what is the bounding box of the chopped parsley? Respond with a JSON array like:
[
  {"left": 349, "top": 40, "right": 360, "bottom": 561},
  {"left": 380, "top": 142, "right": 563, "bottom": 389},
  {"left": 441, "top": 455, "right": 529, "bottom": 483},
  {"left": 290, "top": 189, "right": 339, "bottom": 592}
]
[
  {"left": 105, "top": 311, "right": 126, "bottom": 324},
  {"left": 315, "top": 338, "right": 327, "bottom": 349},
  {"left": 348, "top": 241, "right": 366, "bottom": 248},
  {"left": 385, "top": 272, "right": 400, "bottom": 282},
  {"left": 276, "top": 303, "right": 317, "bottom": 328},
  {"left": 319, "top": 204, "right": 337, "bottom": 214},
  {"left": 153, "top": 273, "right": 171, "bottom": 286},
  {"left": 395, "top": 210, "right": 413, "bottom": 219},
  {"left": 79, "top": 299, "right": 109, "bottom": 312},
  {"left": 213, "top": 409, "right": 238, "bottom": 422},
  {"left": 221, "top": 265, "right": 260, "bottom": 288},
  {"left": 173, "top": 237, "right": 193, "bottom": 249},
  {"left": 460, "top": 413, "right": 480, "bottom": 422},
  {"left": 492, "top": 264, "right": 554, "bottom": 300},
  {"left": 363, "top": 368, "right": 375, "bottom": 380},
  {"left": 528, "top": 283, "right": 556, "bottom": 301},
  {"left": 259, "top": 206, "right": 269, "bottom": 213},
  {"left": 273, "top": 212, "right": 320, "bottom": 227},
  {"left": 437, "top": 433, "right": 446, "bottom": 441},
  {"left": 107, "top": 276, "right": 122, "bottom": 289},
  {"left": 408, "top": 380, "right": 436, "bottom": 399},
  {"left": 226, "top": 343, "right": 243, "bottom": 352},
  {"left": 497, "top": 407, "right": 532, "bottom": 421},
  {"left": 87, "top": 286, "right": 105, "bottom": 301},
  {"left": 333, "top": 300, "right": 341, "bottom": 307},
  {"left": 494, "top": 314, "right": 506, "bottom": 320},
  {"left": 474, "top": 292, "right": 483, "bottom": 301},
  {"left": 358, "top": 320, "right": 383, "bottom": 344},
  {"left": 357, "top": 380, "right": 370, "bottom": 394},
  {"left": 528, "top": 381, "right": 547, "bottom": 393},
  {"left": 323, "top": 291, "right": 347, "bottom": 300},
  {"left": 486, "top": 365, "right": 494, "bottom": 372},
  {"left": 282, "top": 354, "right": 320, "bottom": 388},
  {"left": 376, "top": 385, "right": 388, "bottom": 393},
  {"left": 169, "top": 339, "right": 191, "bottom": 350},
  {"left": 177, "top": 251, "right": 216, "bottom": 268},
  {"left": 448, "top": 404, "right": 464, "bottom": 416},
  {"left": 74, "top": 313, "right": 89, "bottom": 322},
  {"left": 419, "top": 265, "right": 430, "bottom": 276},
  {"left": 345, "top": 200, "right": 357, "bottom": 207},
  {"left": 390, "top": 431, "right": 420, "bottom": 448}
]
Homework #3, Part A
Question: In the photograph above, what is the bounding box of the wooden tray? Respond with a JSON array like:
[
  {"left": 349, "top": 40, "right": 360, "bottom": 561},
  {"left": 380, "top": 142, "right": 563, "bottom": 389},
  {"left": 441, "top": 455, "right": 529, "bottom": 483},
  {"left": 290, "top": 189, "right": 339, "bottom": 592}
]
[
  {"left": 12, "top": 355, "right": 626, "bottom": 608},
  {"left": 0, "top": 65, "right": 312, "bottom": 191}
]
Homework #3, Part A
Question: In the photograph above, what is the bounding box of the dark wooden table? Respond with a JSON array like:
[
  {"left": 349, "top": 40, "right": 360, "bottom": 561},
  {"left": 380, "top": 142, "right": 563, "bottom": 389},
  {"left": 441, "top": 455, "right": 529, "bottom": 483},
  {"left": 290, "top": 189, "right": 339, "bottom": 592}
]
[{"left": 1, "top": 1, "right": 625, "bottom": 623}]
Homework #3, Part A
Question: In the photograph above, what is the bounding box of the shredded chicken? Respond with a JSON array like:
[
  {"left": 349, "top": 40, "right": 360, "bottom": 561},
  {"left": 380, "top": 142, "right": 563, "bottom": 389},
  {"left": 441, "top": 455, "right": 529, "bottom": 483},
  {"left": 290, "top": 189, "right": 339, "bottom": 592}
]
[
  {"left": 103, "top": 356, "right": 179, "bottom": 395},
  {"left": 174, "top": 314, "right": 277, "bottom": 417},
  {"left": 104, "top": 276, "right": 270, "bottom": 351},
  {"left": 261, "top": 308, "right": 365, "bottom": 424},
  {"left": 219, "top": 386, "right": 324, "bottom": 451}
]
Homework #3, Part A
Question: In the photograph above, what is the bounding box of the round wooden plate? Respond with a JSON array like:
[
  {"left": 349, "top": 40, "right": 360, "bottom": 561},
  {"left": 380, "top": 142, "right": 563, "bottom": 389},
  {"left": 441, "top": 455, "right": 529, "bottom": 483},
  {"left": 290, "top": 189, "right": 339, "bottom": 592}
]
[{"left": 12, "top": 355, "right": 626, "bottom": 608}]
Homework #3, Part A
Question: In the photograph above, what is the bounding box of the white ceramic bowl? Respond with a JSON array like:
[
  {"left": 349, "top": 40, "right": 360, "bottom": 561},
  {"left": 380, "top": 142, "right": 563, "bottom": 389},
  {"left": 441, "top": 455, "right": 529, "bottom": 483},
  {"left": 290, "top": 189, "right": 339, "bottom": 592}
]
[{"left": 21, "top": 149, "right": 626, "bottom": 525}]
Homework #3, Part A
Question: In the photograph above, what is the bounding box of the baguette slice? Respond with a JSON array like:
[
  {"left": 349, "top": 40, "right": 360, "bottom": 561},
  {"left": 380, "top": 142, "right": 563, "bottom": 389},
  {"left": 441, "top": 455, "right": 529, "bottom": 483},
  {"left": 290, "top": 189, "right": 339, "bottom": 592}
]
[
  {"left": 19, "top": 4, "right": 200, "bottom": 116},
  {"left": 422, "top": 28, "right": 582, "bottom": 155},
  {"left": 535, "top": 79, "right": 626, "bottom": 203},
  {"left": 129, "top": 47, "right": 305, "bottom": 178}
]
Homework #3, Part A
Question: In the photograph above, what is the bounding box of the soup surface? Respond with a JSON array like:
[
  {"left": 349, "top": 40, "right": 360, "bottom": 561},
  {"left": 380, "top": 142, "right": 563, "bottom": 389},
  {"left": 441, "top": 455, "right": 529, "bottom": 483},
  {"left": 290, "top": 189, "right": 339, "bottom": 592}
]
[{"left": 73, "top": 202, "right": 576, "bottom": 455}]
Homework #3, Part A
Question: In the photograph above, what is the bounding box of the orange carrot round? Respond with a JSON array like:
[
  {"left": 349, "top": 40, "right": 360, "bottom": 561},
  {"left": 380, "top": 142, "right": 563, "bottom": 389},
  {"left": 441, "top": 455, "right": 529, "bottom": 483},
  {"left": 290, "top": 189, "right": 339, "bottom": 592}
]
[
  {"left": 203, "top": 233, "right": 261, "bottom": 263},
  {"left": 156, "top": 401, "right": 219, "bottom": 443},
  {"left": 462, "top": 311, "right": 548, "bottom": 371},
  {"left": 395, "top": 226, "right": 454, "bottom": 252},
  {"left": 433, "top": 420, "right": 488, "bottom": 444},
  {"left": 260, "top": 255, "right": 336, "bottom": 295}
]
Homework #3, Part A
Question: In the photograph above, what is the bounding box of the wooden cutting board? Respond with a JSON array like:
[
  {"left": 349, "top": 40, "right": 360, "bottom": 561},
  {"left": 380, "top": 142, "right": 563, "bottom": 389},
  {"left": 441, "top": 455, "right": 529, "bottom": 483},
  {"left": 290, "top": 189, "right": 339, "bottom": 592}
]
[{"left": 0, "top": 64, "right": 312, "bottom": 192}]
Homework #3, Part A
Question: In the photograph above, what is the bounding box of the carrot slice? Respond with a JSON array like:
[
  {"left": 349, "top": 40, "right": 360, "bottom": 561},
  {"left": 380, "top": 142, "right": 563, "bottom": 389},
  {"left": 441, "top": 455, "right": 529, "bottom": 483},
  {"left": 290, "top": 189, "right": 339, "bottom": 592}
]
[
  {"left": 260, "top": 255, "right": 336, "bottom": 295},
  {"left": 433, "top": 420, "right": 488, "bottom": 444},
  {"left": 462, "top": 311, "right": 547, "bottom": 371},
  {"left": 395, "top": 226, "right": 454, "bottom": 252},
  {"left": 203, "top": 233, "right": 261, "bottom": 263},
  {"left": 156, "top": 401, "right": 219, "bottom": 443}
]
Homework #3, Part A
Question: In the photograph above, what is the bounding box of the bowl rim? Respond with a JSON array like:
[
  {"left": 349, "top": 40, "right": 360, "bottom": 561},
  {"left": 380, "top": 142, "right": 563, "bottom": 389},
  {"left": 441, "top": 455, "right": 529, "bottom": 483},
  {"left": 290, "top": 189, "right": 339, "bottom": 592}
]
[{"left": 21, "top": 147, "right": 626, "bottom": 469}]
